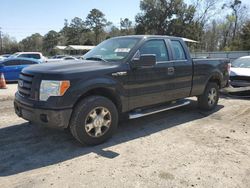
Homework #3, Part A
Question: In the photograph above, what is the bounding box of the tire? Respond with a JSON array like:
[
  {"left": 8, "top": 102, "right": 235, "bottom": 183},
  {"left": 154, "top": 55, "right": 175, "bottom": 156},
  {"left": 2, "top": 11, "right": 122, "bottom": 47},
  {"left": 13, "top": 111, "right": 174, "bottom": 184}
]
[
  {"left": 69, "top": 96, "right": 118, "bottom": 145},
  {"left": 198, "top": 82, "right": 219, "bottom": 110}
]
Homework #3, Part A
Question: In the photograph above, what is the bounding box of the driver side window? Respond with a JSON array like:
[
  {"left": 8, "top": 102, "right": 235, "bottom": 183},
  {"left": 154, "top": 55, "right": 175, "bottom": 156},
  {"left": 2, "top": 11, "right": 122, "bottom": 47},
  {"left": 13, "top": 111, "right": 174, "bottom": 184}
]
[{"left": 140, "top": 40, "right": 169, "bottom": 62}]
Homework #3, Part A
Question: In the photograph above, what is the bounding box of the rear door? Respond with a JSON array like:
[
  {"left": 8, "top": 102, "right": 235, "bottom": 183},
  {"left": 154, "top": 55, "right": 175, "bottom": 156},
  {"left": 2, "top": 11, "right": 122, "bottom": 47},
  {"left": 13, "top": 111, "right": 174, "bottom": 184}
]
[
  {"left": 169, "top": 39, "right": 193, "bottom": 99},
  {"left": 128, "top": 39, "right": 176, "bottom": 109}
]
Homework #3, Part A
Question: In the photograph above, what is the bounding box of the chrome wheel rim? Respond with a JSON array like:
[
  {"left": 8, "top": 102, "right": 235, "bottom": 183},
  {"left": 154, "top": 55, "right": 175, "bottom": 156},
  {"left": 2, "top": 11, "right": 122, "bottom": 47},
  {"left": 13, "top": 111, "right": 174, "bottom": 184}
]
[
  {"left": 208, "top": 88, "right": 217, "bottom": 106},
  {"left": 85, "top": 107, "right": 112, "bottom": 138}
]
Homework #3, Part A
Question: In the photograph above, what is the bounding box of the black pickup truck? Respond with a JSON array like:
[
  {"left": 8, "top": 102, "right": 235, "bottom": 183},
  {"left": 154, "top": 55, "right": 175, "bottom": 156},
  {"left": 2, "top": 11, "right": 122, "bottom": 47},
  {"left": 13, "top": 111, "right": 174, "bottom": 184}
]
[{"left": 14, "top": 35, "right": 230, "bottom": 145}]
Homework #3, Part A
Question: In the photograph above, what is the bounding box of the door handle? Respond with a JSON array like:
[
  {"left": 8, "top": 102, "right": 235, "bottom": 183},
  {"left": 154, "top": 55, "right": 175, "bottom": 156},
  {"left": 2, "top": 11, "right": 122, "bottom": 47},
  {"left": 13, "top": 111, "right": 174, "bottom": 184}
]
[{"left": 168, "top": 67, "right": 175, "bottom": 75}]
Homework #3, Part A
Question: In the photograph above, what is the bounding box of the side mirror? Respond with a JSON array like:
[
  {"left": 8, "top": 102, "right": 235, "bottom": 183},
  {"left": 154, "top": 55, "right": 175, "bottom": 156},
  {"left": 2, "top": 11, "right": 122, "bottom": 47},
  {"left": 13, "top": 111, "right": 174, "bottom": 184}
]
[{"left": 131, "top": 54, "right": 156, "bottom": 69}]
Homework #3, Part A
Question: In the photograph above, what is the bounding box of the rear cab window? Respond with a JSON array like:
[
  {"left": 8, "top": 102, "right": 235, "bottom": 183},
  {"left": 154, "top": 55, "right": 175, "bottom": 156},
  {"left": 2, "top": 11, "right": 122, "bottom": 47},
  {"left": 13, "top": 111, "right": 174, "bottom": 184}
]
[{"left": 170, "top": 40, "right": 187, "bottom": 60}]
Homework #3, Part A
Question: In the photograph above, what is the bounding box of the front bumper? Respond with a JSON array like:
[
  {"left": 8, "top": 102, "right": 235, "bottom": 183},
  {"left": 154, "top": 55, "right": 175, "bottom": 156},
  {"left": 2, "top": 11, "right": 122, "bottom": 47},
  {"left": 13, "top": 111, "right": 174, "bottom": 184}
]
[{"left": 14, "top": 94, "right": 72, "bottom": 129}]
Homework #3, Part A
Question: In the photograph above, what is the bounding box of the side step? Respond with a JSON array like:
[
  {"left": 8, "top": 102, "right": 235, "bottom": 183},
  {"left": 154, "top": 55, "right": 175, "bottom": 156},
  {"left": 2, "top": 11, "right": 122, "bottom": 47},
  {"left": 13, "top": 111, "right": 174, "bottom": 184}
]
[{"left": 129, "top": 99, "right": 191, "bottom": 119}]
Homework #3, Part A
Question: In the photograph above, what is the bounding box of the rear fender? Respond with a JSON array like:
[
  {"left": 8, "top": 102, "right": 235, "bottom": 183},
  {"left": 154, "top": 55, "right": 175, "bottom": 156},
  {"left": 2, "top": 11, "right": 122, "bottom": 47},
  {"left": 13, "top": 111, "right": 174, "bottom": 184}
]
[{"left": 205, "top": 70, "right": 223, "bottom": 89}]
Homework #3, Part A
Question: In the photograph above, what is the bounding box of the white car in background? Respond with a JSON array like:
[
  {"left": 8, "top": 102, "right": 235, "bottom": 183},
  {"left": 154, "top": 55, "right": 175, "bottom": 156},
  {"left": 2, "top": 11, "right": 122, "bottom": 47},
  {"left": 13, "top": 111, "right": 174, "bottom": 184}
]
[
  {"left": 9, "top": 52, "right": 47, "bottom": 62},
  {"left": 46, "top": 55, "right": 79, "bottom": 63},
  {"left": 230, "top": 56, "right": 250, "bottom": 87},
  {"left": 0, "top": 54, "right": 11, "bottom": 61},
  {"left": 0, "top": 56, "right": 4, "bottom": 61}
]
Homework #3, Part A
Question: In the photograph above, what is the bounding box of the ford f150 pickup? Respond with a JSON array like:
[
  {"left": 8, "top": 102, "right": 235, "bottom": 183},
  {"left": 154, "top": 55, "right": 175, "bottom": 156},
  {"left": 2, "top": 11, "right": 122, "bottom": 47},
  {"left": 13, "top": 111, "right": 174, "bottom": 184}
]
[{"left": 14, "top": 35, "right": 230, "bottom": 145}]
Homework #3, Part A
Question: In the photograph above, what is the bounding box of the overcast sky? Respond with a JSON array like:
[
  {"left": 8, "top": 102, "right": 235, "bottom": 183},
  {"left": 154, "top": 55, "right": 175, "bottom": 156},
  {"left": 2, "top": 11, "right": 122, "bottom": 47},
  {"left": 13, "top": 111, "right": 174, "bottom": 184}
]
[{"left": 0, "top": 0, "right": 249, "bottom": 41}]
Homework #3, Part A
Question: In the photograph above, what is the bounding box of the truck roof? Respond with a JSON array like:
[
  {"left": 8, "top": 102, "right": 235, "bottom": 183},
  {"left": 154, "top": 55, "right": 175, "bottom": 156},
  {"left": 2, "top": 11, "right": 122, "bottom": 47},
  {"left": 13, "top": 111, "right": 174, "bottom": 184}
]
[{"left": 112, "top": 35, "right": 182, "bottom": 40}]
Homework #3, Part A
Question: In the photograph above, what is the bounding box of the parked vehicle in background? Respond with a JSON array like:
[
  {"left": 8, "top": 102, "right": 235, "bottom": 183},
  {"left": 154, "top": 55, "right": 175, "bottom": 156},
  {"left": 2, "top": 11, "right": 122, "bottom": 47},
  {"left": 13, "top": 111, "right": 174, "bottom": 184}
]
[
  {"left": 75, "top": 55, "right": 84, "bottom": 60},
  {"left": 0, "top": 58, "right": 41, "bottom": 81},
  {"left": 62, "top": 56, "right": 78, "bottom": 60},
  {"left": 230, "top": 56, "right": 250, "bottom": 87},
  {"left": 14, "top": 35, "right": 230, "bottom": 145},
  {"left": 9, "top": 52, "right": 47, "bottom": 62},
  {"left": 46, "top": 55, "right": 79, "bottom": 62},
  {"left": 0, "top": 54, "right": 12, "bottom": 61},
  {"left": 51, "top": 55, "right": 67, "bottom": 59}
]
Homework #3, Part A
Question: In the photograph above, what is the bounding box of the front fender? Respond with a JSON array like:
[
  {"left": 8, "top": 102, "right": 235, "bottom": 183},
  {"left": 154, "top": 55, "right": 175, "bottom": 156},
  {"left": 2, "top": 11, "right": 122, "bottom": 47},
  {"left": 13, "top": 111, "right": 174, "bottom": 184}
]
[{"left": 61, "top": 76, "right": 128, "bottom": 112}]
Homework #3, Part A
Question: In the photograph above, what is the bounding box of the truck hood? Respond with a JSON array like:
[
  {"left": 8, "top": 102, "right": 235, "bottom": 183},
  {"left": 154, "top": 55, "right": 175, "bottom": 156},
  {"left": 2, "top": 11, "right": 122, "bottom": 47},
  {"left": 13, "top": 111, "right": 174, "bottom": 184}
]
[
  {"left": 230, "top": 67, "right": 250, "bottom": 77},
  {"left": 23, "top": 60, "right": 120, "bottom": 75}
]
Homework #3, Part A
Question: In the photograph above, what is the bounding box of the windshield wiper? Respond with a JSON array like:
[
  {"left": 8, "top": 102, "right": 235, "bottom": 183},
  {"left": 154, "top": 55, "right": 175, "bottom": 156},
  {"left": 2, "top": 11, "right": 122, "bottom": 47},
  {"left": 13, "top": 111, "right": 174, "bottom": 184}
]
[{"left": 85, "top": 57, "right": 108, "bottom": 62}]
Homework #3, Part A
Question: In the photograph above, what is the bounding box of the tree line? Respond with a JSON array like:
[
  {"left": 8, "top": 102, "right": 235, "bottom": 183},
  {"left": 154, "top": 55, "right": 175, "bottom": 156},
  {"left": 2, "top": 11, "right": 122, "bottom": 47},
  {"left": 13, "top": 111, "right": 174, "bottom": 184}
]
[{"left": 1, "top": 0, "right": 250, "bottom": 55}]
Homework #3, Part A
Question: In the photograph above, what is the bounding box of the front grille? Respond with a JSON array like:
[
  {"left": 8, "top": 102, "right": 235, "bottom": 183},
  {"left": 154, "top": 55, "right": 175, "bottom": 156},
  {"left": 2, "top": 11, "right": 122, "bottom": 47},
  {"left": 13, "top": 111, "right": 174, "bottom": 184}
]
[{"left": 18, "top": 73, "right": 34, "bottom": 98}]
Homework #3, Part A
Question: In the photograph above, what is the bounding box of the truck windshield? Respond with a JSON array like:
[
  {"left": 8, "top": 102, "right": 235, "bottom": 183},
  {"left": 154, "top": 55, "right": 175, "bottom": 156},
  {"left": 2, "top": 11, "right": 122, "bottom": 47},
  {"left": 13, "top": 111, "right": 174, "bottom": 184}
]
[{"left": 83, "top": 38, "right": 140, "bottom": 62}]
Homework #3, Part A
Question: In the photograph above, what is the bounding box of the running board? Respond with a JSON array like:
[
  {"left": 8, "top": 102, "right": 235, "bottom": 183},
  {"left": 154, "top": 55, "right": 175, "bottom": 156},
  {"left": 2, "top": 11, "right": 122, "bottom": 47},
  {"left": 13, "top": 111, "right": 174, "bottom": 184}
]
[{"left": 129, "top": 99, "right": 191, "bottom": 119}]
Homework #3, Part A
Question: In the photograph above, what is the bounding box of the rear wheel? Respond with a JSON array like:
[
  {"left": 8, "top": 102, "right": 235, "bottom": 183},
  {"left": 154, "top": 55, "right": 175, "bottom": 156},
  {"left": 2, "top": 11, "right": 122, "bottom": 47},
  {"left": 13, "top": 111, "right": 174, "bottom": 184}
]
[
  {"left": 69, "top": 96, "right": 118, "bottom": 145},
  {"left": 198, "top": 82, "right": 219, "bottom": 110}
]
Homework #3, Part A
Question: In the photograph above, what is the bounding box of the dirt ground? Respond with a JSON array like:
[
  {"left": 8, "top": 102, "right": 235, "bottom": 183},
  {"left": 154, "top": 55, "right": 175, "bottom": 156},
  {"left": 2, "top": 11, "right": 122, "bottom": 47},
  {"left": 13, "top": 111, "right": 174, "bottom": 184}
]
[{"left": 0, "top": 87, "right": 249, "bottom": 188}]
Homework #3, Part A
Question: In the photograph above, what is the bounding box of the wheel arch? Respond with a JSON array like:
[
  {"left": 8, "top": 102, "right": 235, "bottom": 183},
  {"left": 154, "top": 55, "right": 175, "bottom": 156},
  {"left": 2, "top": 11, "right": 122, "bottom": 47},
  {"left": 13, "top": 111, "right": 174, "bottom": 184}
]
[
  {"left": 206, "top": 71, "right": 223, "bottom": 89},
  {"left": 73, "top": 86, "right": 123, "bottom": 116},
  {"left": 69, "top": 77, "right": 125, "bottom": 113}
]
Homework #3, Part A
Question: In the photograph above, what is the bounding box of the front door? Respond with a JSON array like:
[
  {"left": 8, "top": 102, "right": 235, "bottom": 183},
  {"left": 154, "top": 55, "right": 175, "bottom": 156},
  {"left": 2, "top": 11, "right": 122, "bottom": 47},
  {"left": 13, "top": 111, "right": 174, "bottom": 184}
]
[{"left": 128, "top": 39, "right": 176, "bottom": 110}]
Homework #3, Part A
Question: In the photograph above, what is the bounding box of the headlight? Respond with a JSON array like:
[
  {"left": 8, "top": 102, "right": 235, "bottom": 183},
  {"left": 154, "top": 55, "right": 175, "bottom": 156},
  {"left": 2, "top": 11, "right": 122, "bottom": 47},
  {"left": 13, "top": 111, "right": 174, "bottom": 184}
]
[{"left": 40, "top": 80, "right": 70, "bottom": 101}]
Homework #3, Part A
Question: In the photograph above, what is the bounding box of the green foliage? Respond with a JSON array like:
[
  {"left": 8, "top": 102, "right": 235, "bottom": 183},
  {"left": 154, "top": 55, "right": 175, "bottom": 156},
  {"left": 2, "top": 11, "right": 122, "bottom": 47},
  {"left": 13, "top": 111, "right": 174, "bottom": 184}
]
[
  {"left": 108, "top": 26, "right": 121, "bottom": 38},
  {"left": 61, "top": 17, "right": 86, "bottom": 45},
  {"left": 135, "top": 0, "right": 202, "bottom": 40},
  {"left": 19, "top": 33, "right": 43, "bottom": 52},
  {"left": 85, "top": 9, "right": 109, "bottom": 44},
  {"left": 83, "top": 32, "right": 95, "bottom": 45},
  {"left": 1, "top": 34, "right": 19, "bottom": 54},
  {"left": 240, "top": 21, "right": 250, "bottom": 50},
  {"left": 120, "top": 18, "right": 132, "bottom": 30},
  {"left": 42, "top": 30, "right": 60, "bottom": 55},
  {"left": 221, "top": 0, "right": 246, "bottom": 43},
  {"left": 120, "top": 18, "right": 134, "bottom": 35}
]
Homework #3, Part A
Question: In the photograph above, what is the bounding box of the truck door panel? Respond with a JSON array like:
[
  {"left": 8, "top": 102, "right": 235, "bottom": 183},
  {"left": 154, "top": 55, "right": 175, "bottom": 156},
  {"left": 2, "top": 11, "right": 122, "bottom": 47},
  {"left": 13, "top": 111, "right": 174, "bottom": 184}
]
[
  {"left": 128, "top": 39, "right": 175, "bottom": 109},
  {"left": 169, "top": 40, "right": 193, "bottom": 99}
]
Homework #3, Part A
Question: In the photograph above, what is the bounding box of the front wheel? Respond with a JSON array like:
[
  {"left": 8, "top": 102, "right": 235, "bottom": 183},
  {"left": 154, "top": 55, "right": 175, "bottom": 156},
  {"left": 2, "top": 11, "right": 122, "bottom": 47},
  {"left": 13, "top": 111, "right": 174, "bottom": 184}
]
[
  {"left": 198, "top": 82, "right": 219, "bottom": 110},
  {"left": 69, "top": 96, "right": 118, "bottom": 145}
]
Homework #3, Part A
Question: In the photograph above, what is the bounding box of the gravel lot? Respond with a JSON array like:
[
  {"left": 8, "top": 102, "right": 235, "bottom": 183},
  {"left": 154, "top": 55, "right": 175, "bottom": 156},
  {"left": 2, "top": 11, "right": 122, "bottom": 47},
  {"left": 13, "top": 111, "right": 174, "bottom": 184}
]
[{"left": 0, "top": 85, "right": 249, "bottom": 188}]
